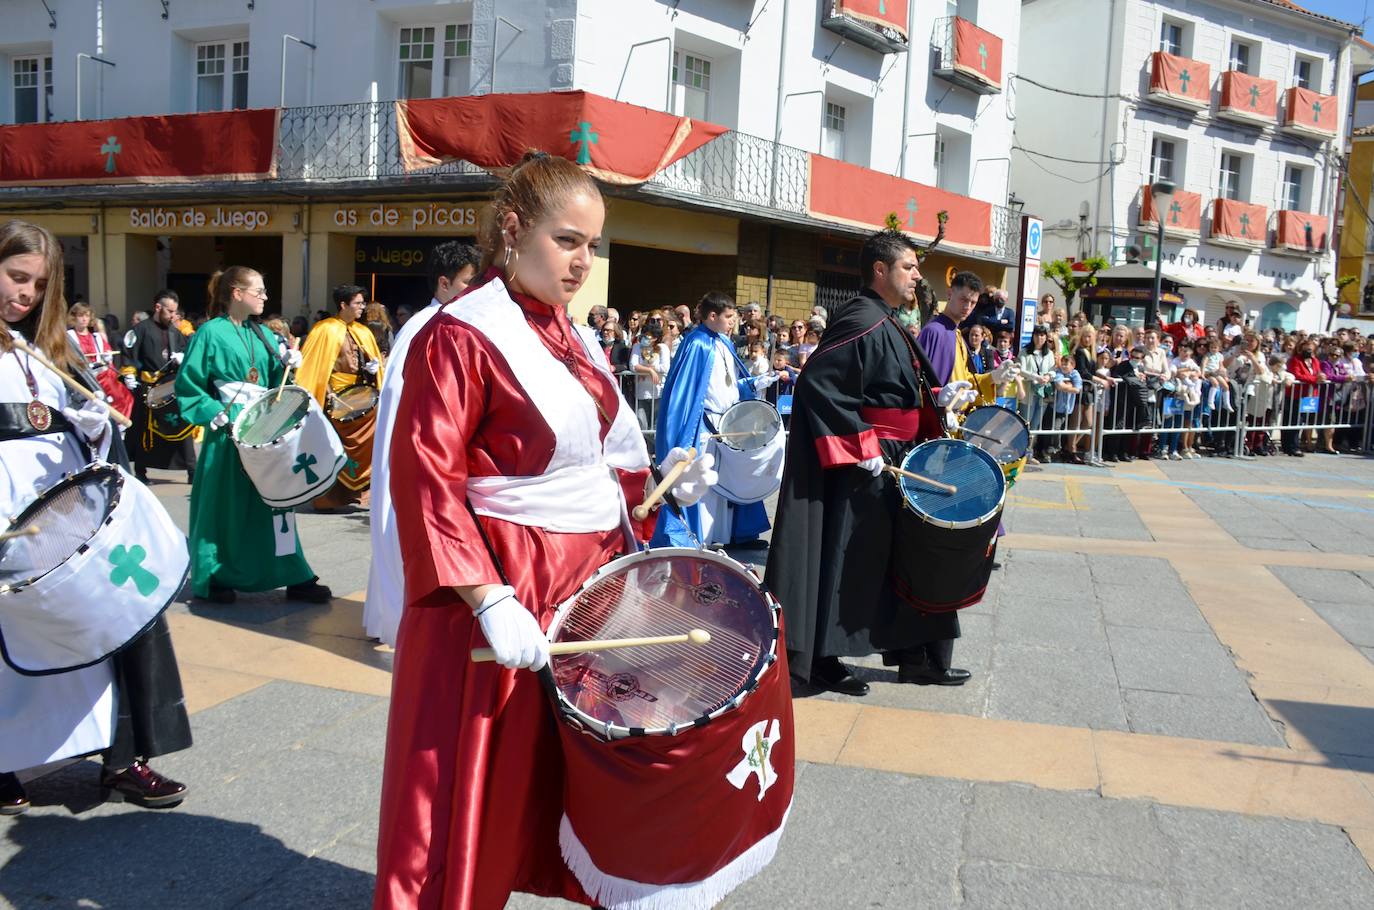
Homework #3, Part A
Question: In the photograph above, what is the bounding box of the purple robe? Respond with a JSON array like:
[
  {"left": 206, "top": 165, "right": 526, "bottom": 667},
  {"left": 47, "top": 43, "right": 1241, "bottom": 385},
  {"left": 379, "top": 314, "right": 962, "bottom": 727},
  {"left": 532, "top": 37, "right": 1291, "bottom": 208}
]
[{"left": 916, "top": 314, "right": 959, "bottom": 385}]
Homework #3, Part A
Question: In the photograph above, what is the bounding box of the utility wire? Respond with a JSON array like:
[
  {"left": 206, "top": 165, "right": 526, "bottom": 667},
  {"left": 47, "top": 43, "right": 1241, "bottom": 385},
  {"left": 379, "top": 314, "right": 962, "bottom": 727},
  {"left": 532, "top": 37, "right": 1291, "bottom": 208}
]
[{"left": 1009, "top": 72, "right": 1133, "bottom": 101}]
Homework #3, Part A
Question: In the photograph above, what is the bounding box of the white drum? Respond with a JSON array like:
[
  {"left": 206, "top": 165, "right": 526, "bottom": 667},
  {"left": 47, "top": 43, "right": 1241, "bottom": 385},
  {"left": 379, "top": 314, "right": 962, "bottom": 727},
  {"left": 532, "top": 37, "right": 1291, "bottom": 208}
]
[
  {"left": 232, "top": 385, "right": 346, "bottom": 509},
  {"left": 0, "top": 463, "right": 189, "bottom": 675},
  {"left": 707, "top": 399, "right": 785, "bottom": 505}
]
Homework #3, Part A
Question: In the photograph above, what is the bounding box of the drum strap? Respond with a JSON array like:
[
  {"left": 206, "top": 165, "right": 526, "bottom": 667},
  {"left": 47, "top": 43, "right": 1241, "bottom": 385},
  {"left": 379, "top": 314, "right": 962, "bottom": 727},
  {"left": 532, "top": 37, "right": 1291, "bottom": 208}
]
[{"left": 0, "top": 402, "right": 76, "bottom": 440}]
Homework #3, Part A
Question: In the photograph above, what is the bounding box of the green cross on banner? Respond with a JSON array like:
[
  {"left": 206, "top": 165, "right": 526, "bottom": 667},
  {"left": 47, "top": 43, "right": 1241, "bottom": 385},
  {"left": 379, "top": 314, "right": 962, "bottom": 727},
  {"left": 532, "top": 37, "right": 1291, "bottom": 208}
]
[
  {"left": 905, "top": 197, "right": 918, "bottom": 228},
  {"left": 109, "top": 544, "right": 159, "bottom": 597},
  {"left": 100, "top": 135, "right": 122, "bottom": 174},
  {"left": 978, "top": 42, "right": 988, "bottom": 72},
  {"left": 344, "top": 456, "right": 360, "bottom": 479},
  {"left": 878, "top": 0, "right": 885, "bottom": 13},
  {"left": 1239, "top": 212, "right": 1251, "bottom": 237},
  {"left": 293, "top": 452, "right": 319, "bottom": 484},
  {"left": 569, "top": 121, "right": 598, "bottom": 165},
  {"left": 1179, "top": 68, "right": 1191, "bottom": 94},
  {"left": 1312, "top": 100, "right": 1322, "bottom": 124},
  {"left": 1248, "top": 85, "right": 1260, "bottom": 108},
  {"left": 1169, "top": 200, "right": 1182, "bottom": 224}
]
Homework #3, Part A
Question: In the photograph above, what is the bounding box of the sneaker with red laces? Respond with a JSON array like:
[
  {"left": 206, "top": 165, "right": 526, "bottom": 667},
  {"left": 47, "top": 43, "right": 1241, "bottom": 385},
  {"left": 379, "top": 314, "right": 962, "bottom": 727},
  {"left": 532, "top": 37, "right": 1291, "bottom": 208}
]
[{"left": 100, "top": 760, "right": 188, "bottom": 808}]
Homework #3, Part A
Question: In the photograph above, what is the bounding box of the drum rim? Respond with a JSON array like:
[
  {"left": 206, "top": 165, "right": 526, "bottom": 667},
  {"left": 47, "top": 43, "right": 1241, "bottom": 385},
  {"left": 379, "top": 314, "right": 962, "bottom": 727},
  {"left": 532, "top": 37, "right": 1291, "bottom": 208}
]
[
  {"left": 545, "top": 546, "right": 781, "bottom": 741},
  {"left": 0, "top": 463, "right": 124, "bottom": 594},
  {"left": 960, "top": 404, "right": 1031, "bottom": 465},
  {"left": 716, "top": 399, "right": 783, "bottom": 452},
  {"left": 232, "top": 385, "right": 313, "bottom": 447},
  {"left": 329, "top": 382, "right": 379, "bottom": 423},
  {"left": 900, "top": 438, "right": 1006, "bottom": 530},
  {"left": 146, "top": 380, "right": 178, "bottom": 408}
]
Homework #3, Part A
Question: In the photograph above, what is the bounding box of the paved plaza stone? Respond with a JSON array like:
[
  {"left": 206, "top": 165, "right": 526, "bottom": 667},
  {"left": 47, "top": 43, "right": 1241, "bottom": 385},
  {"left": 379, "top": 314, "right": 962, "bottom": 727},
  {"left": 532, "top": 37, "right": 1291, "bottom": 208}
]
[{"left": 5, "top": 457, "right": 1374, "bottom": 908}]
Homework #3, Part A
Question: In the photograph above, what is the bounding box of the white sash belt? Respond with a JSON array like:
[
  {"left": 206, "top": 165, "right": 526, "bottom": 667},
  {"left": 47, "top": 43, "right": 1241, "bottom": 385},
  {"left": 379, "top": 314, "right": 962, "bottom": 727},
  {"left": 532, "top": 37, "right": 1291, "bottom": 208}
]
[{"left": 467, "top": 463, "right": 623, "bottom": 533}]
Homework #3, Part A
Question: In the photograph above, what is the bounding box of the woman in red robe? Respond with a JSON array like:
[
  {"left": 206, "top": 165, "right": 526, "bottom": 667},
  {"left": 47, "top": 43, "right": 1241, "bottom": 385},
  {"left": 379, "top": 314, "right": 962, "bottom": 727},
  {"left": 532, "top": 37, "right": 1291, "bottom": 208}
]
[
  {"left": 66, "top": 302, "right": 133, "bottom": 417},
  {"left": 374, "top": 153, "right": 711, "bottom": 910}
]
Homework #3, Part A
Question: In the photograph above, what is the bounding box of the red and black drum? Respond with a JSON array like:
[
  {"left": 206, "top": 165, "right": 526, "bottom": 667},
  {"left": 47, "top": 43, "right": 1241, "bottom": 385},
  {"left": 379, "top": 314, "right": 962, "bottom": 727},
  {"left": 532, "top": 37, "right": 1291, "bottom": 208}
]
[{"left": 545, "top": 546, "right": 794, "bottom": 910}]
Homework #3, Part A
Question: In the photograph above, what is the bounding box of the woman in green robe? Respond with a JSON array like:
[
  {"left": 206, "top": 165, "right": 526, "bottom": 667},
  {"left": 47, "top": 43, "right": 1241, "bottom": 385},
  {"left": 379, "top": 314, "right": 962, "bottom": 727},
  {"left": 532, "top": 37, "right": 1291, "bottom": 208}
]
[{"left": 174, "top": 266, "right": 332, "bottom": 605}]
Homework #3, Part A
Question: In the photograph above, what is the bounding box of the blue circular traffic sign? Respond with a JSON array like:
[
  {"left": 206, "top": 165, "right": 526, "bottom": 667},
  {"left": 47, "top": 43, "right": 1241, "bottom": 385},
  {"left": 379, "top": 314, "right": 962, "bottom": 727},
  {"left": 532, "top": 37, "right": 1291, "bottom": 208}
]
[{"left": 1027, "top": 222, "right": 1042, "bottom": 258}]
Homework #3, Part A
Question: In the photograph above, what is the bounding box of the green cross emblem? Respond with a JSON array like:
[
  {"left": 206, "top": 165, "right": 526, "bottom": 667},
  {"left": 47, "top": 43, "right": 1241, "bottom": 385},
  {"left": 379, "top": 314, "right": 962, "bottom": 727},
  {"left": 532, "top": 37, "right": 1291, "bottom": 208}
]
[
  {"left": 1179, "top": 68, "right": 1191, "bottom": 94},
  {"left": 1239, "top": 212, "right": 1251, "bottom": 237},
  {"left": 978, "top": 42, "right": 988, "bottom": 72},
  {"left": 1169, "top": 200, "right": 1183, "bottom": 224},
  {"left": 905, "top": 197, "right": 918, "bottom": 228},
  {"left": 1312, "top": 99, "right": 1322, "bottom": 123},
  {"left": 109, "top": 545, "right": 159, "bottom": 597},
  {"left": 292, "top": 452, "right": 319, "bottom": 484},
  {"left": 878, "top": 0, "right": 885, "bottom": 13},
  {"left": 100, "top": 135, "right": 122, "bottom": 174},
  {"left": 1248, "top": 84, "right": 1260, "bottom": 108},
  {"left": 344, "top": 456, "right": 360, "bottom": 479},
  {"left": 569, "top": 121, "right": 598, "bottom": 165}
]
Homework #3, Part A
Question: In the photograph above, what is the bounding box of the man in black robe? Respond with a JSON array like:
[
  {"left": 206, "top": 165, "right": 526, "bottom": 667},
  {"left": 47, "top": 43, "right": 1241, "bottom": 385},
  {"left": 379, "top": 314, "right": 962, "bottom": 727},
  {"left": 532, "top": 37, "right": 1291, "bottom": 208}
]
[
  {"left": 120, "top": 290, "right": 196, "bottom": 483},
  {"left": 765, "top": 231, "right": 976, "bottom": 696}
]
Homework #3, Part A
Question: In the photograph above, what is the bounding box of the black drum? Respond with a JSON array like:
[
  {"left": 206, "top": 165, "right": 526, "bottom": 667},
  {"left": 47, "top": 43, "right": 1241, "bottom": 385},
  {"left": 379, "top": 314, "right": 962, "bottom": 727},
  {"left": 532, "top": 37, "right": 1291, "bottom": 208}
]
[{"left": 890, "top": 438, "right": 1005, "bottom": 613}]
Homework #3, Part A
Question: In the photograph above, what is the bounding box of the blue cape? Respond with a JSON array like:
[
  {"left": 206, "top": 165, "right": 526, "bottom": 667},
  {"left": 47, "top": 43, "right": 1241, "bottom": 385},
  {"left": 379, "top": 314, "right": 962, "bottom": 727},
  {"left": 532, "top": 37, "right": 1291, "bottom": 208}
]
[{"left": 650, "top": 325, "right": 769, "bottom": 546}]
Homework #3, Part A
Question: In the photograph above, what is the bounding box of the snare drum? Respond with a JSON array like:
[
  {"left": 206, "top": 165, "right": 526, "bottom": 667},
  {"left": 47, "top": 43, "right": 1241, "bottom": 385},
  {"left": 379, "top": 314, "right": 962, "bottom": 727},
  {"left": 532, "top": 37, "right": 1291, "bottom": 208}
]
[
  {"left": 959, "top": 405, "right": 1030, "bottom": 465},
  {"left": 547, "top": 547, "right": 794, "bottom": 908},
  {"left": 232, "top": 386, "right": 346, "bottom": 509},
  {"left": 708, "top": 399, "right": 785, "bottom": 504},
  {"left": 327, "top": 383, "right": 379, "bottom": 423},
  {"left": 146, "top": 378, "right": 178, "bottom": 410},
  {"left": 0, "top": 463, "right": 188, "bottom": 675},
  {"left": 890, "top": 438, "right": 1005, "bottom": 613}
]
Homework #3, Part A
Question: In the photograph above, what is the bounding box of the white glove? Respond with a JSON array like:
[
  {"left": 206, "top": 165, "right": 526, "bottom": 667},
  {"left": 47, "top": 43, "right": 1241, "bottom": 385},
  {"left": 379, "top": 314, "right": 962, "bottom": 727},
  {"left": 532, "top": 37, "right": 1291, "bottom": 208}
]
[
  {"left": 170, "top": 352, "right": 185, "bottom": 365},
  {"left": 209, "top": 410, "right": 230, "bottom": 431},
  {"left": 751, "top": 372, "right": 779, "bottom": 390},
  {"left": 475, "top": 586, "right": 549, "bottom": 671},
  {"left": 936, "top": 380, "right": 972, "bottom": 408},
  {"left": 991, "top": 360, "right": 1021, "bottom": 385},
  {"left": 659, "top": 447, "right": 718, "bottom": 507},
  {"left": 122, "top": 373, "right": 139, "bottom": 390},
  {"left": 363, "top": 359, "right": 380, "bottom": 375},
  {"left": 61, "top": 399, "right": 110, "bottom": 443},
  {"left": 945, "top": 409, "right": 962, "bottom": 432},
  {"left": 286, "top": 349, "right": 303, "bottom": 369},
  {"left": 856, "top": 455, "right": 884, "bottom": 477}
]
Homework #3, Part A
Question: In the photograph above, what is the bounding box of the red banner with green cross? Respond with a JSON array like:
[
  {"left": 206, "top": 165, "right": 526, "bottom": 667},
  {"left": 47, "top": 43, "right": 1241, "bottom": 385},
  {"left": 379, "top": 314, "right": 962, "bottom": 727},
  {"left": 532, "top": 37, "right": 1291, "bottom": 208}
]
[
  {"left": 1150, "top": 52, "right": 1210, "bottom": 104},
  {"left": 1283, "top": 87, "right": 1338, "bottom": 135},
  {"left": 1211, "top": 198, "right": 1267, "bottom": 246},
  {"left": 1276, "top": 210, "right": 1328, "bottom": 252},
  {"left": 1219, "top": 71, "right": 1277, "bottom": 121},
  {"left": 0, "top": 108, "right": 280, "bottom": 186},
  {"left": 834, "top": 0, "right": 909, "bottom": 40},
  {"left": 807, "top": 154, "right": 992, "bottom": 252},
  {"left": 953, "top": 18, "right": 1003, "bottom": 89},
  {"left": 1139, "top": 186, "right": 1201, "bottom": 236},
  {"left": 396, "top": 91, "right": 728, "bottom": 185}
]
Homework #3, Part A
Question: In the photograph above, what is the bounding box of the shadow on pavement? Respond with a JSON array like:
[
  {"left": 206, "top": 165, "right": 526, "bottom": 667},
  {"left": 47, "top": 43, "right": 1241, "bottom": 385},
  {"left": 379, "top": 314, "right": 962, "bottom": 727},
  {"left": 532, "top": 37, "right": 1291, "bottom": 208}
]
[{"left": 1254, "top": 700, "right": 1374, "bottom": 763}]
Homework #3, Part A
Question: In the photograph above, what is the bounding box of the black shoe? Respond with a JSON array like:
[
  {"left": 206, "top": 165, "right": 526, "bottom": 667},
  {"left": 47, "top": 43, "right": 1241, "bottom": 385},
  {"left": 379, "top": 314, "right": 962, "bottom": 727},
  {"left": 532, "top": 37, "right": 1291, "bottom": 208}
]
[
  {"left": 285, "top": 578, "right": 332, "bottom": 604},
  {"left": 186, "top": 471, "right": 195, "bottom": 484},
  {"left": 811, "top": 657, "right": 869, "bottom": 697},
  {"left": 898, "top": 665, "right": 972, "bottom": 686},
  {"left": 100, "top": 760, "right": 187, "bottom": 808},
  {"left": 0, "top": 772, "right": 29, "bottom": 816},
  {"left": 135, "top": 470, "right": 149, "bottom": 484},
  {"left": 201, "top": 584, "right": 236, "bottom": 604}
]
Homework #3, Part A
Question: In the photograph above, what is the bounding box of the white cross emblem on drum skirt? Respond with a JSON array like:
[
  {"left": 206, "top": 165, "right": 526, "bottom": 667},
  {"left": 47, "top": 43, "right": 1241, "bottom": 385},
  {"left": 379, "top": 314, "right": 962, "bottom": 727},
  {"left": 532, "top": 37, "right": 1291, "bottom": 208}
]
[{"left": 726, "top": 718, "right": 781, "bottom": 801}]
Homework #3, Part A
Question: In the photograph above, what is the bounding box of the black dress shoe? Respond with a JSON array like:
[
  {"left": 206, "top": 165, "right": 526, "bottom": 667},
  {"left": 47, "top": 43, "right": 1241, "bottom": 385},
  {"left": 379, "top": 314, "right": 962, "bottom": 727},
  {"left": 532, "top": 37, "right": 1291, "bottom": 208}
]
[
  {"left": 898, "top": 665, "right": 973, "bottom": 686},
  {"left": 201, "top": 584, "right": 236, "bottom": 604},
  {"left": 811, "top": 657, "right": 869, "bottom": 697},
  {"left": 100, "top": 761, "right": 187, "bottom": 808},
  {"left": 285, "top": 578, "right": 332, "bottom": 603},
  {"left": 0, "top": 772, "right": 29, "bottom": 816}
]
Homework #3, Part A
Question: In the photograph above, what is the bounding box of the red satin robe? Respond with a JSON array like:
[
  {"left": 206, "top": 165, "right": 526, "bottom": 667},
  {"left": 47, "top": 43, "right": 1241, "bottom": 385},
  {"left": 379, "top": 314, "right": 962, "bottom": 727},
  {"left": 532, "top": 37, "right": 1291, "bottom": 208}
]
[{"left": 375, "top": 284, "right": 651, "bottom": 910}]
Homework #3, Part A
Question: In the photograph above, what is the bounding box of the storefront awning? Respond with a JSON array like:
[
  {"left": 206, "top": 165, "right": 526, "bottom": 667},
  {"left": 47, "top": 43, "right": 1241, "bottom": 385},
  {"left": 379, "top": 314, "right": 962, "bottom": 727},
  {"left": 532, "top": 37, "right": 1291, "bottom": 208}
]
[{"left": 1162, "top": 271, "right": 1307, "bottom": 302}]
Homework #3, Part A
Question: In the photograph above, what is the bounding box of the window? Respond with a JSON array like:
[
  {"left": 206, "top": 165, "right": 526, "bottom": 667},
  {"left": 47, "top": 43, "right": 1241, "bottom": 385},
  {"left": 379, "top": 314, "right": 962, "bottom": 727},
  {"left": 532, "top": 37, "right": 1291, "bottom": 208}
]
[
  {"left": 397, "top": 24, "right": 470, "bottom": 99},
  {"left": 1295, "top": 55, "right": 1321, "bottom": 90},
  {"left": 398, "top": 27, "right": 435, "bottom": 99},
  {"left": 1150, "top": 136, "right": 1176, "bottom": 183},
  {"left": 822, "top": 101, "right": 845, "bottom": 159},
  {"left": 1282, "top": 164, "right": 1307, "bottom": 211},
  {"left": 934, "top": 133, "right": 945, "bottom": 176},
  {"left": 443, "top": 24, "right": 471, "bottom": 96},
  {"left": 195, "top": 41, "right": 248, "bottom": 112},
  {"left": 12, "top": 55, "right": 52, "bottom": 124},
  {"left": 672, "top": 52, "right": 711, "bottom": 120},
  {"left": 1160, "top": 19, "right": 1185, "bottom": 56},
  {"left": 933, "top": 129, "right": 970, "bottom": 194},
  {"left": 1219, "top": 152, "right": 1245, "bottom": 201},
  {"left": 1229, "top": 39, "right": 1252, "bottom": 74}
]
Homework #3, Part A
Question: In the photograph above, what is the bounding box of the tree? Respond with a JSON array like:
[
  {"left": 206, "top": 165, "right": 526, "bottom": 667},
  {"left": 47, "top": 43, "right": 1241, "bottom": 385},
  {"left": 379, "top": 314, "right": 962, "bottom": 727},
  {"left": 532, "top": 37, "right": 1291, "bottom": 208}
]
[
  {"left": 1319, "top": 274, "right": 1358, "bottom": 331},
  {"left": 1042, "top": 256, "right": 1109, "bottom": 316},
  {"left": 884, "top": 209, "right": 949, "bottom": 322}
]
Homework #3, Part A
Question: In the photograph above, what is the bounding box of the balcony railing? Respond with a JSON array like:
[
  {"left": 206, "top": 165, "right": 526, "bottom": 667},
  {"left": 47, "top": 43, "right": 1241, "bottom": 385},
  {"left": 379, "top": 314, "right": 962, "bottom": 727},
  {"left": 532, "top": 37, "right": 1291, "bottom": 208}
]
[
  {"left": 931, "top": 17, "right": 1003, "bottom": 95},
  {"left": 643, "top": 130, "right": 810, "bottom": 216}
]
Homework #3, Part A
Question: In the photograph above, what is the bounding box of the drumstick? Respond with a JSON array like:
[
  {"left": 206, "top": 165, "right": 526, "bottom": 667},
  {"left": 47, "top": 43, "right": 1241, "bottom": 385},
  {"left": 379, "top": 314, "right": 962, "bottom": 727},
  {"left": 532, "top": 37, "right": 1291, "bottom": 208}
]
[
  {"left": 707, "top": 430, "right": 763, "bottom": 438},
  {"left": 883, "top": 463, "right": 958, "bottom": 495},
  {"left": 274, "top": 364, "right": 293, "bottom": 403},
  {"left": 11, "top": 338, "right": 133, "bottom": 428},
  {"left": 632, "top": 446, "right": 697, "bottom": 520},
  {"left": 472, "top": 628, "right": 712, "bottom": 663},
  {"left": 0, "top": 525, "right": 39, "bottom": 543},
  {"left": 960, "top": 426, "right": 1002, "bottom": 444}
]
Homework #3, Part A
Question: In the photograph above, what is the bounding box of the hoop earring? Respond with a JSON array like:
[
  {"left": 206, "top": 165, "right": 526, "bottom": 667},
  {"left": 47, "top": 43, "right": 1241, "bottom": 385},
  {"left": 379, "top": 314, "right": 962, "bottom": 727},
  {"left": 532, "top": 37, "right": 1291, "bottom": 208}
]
[{"left": 503, "top": 246, "right": 519, "bottom": 286}]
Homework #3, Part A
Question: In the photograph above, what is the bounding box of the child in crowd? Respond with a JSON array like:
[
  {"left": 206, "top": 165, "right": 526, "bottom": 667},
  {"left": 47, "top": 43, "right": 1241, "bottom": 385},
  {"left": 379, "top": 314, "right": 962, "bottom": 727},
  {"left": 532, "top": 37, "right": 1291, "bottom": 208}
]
[
  {"left": 797, "top": 329, "right": 820, "bottom": 366},
  {"left": 1167, "top": 339, "right": 1204, "bottom": 459},
  {"left": 748, "top": 341, "right": 770, "bottom": 377},
  {"left": 1201, "top": 337, "right": 1231, "bottom": 412},
  {"left": 1051, "top": 354, "right": 1083, "bottom": 463},
  {"left": 992, "top": 330, "right": 1023, "bottom": 403}
]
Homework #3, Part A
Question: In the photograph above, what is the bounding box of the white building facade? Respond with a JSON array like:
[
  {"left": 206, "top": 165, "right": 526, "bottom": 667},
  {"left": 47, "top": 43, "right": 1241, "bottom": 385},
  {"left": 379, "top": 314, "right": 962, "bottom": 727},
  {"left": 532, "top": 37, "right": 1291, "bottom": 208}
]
[
  {"left": 0, "top": 0, "right": 1024, "bottom": 320},
  {"left": 1012, "top": 0, "right": 1367, "bottom": 331}
]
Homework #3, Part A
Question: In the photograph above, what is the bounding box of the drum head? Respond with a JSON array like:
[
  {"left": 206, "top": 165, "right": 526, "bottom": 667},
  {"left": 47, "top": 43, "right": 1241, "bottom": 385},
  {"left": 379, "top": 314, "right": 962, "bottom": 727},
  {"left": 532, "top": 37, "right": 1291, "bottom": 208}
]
[
  {"left": 547, "top": 548, "right": 778, "bottom": 737},
  {"left": 961, "top": 405, "right": 1031, "bottom": 464},
  {"left": 147, "top": 380, "right": 177, "bottom": 409},
  {"left": 898, "top": 438, "right": 1005, "bottom": 529},
  {"left": 331, "top": 384, "right": 378, "bottom": 422},
  {"left": 716, "top": 399, "right": 782, "bottom": 451},
  {"left": 0, "top": 466, "right": 120, "bottom": 588},
  {"left": 236, "top": 387, "right": 311, "bottom": 446}
]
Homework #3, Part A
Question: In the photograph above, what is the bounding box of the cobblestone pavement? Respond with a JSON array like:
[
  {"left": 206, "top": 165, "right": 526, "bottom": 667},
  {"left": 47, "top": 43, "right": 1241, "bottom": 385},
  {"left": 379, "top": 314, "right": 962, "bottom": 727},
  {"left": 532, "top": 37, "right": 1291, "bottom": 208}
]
[{"left": 5, "top": 455, "right": 1374, "bottom": 908}]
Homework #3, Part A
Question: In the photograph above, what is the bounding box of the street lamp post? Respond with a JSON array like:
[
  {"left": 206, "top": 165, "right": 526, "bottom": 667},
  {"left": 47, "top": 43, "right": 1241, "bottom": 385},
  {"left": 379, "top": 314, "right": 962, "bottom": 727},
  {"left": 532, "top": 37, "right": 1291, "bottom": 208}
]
[
  {"left": 280, "top": 34, "right": 318, "bottom": 107},
  {"left": 1147, "top": 180, "right": 1176, "bottom": 328}
]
